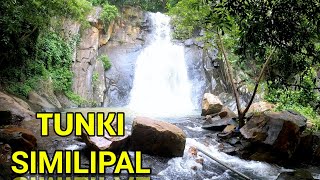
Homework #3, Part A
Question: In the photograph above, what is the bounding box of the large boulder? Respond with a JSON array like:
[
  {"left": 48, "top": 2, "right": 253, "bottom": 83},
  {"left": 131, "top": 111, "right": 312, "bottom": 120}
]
[
  {"left": 0, "top": 127, "right": 37, "bottom": 152},
  {"left": 201, "top": 93, "right": 223, "bottom": 116},
  {"left": 240, "top": 110, "right": 307, "bottom": 158},
  {"left": 0, "top": 92, "right": 35, "bottom": 125},
  {"left": 131, "top": 117, "right": 186, "bottom": 157}
]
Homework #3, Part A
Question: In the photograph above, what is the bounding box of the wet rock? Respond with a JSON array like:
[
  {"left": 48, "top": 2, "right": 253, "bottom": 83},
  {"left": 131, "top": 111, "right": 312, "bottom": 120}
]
[
  {"left": 0, "top": 127, "right": 37, "bottom": 152},
  {"left": 0, "top": 143, "right": 11, "bottom": 164},
  {"left": 28, "top": 91, "right": 57, "bottom": 111},
  {"left": 81, "top": 131, "right": 130, "bottom": 152},
  {"left": 188, "top": 146, "right": 198, "bottom": 157},
  {"left": 92, "top": 60, "right": 106, "bottom": 106},
  {"left": 0, "top": 163, "right": 15, "bottom": 180},
  {"left": 219, "top": 106, "right": 237, "bottom": 119},
  {"left": 276, "top": 169, "right": 314, "bottom": 180},
  {"left": 0, "top": 91, "right": 35, "bottom": 125},
  {"left": 218, "top": 142, "right": 240, "bottom": 155},
  {"left": 249, "top": 151, "right": 279, "bottom": 163},
  {"left": 201, "top": 93, "right": 223, "bottom": 116},
  {"left": 294, "top": 132, "right": 320, "bottom": 165},
  {"left": 204, "top": 115, "right": 213, "bottom": 122},
  {"left": 195, "top": 157, "right": 204, "bottom": 165},
  {"left": 223, "top": 125, "right": 236, "bottom": 133},
  {"left": 202, "top": 118, "right": 237, "bottom": 131},
  {"left": 131, "top": 117, "right": 186, "bottom": 157},
  {"left": 293, "top": 132, "right": 315, "bottom": 163},
  {"left": 184, "top": 39, "right": 194, "bottom": 47},
  {"left": 240, "top": 110, "right": 307, "bottom": 158}
]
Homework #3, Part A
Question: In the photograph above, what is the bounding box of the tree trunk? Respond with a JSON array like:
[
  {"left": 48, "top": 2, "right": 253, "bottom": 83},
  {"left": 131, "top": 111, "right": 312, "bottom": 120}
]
[{"left": 217, "top": 31, "right": 275, "bottom": 128}]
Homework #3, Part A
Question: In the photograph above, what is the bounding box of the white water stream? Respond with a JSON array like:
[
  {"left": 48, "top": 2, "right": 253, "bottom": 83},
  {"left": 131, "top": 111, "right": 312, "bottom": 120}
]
[{"left": 128, "top": 13, "right": 194, "bottom": 117}]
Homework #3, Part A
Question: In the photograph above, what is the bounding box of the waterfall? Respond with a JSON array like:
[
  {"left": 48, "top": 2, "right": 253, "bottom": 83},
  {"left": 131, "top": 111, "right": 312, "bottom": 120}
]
[{"left": 128, "top": 13, "right": 194, "bottom": 117}]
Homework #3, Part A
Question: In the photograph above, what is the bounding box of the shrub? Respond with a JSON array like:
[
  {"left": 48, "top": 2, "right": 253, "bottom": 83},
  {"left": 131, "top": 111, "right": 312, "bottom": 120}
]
[
  {"left": 99, "top": 55, "right": 112, "bottom": 70},
  {"left": 100, "top": 3, "right": 119, "bottom": 25}
]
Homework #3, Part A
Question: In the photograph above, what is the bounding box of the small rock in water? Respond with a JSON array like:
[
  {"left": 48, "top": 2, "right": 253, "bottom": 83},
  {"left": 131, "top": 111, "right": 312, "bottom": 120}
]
[
  {"left": 188, "top": 146, "right": 198, "bottom": 157},
  {"left": 223, "top": 125, "right": 236, "bottom": 133},
  {"left": 195, "top": 157, "right": 204, "bottom": 165}
]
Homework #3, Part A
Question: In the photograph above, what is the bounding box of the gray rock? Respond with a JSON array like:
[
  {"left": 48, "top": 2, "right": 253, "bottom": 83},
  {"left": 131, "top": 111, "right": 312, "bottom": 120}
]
[
  {"left": 184, "top": 39, "right": 194, "bottom": 47},
  {"left": 201, "top": 93, "right": 223, "bottom": 116},
  {"left": 28, "top": 91, "right": 57, "bottom": 112},
  {"left": 240, "top": 110, "right": 307, "bottom": 158}
]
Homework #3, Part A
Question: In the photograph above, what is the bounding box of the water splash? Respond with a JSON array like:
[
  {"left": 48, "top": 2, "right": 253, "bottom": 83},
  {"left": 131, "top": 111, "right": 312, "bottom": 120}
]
[
  {"left": 158, "top": 138, "right": 282, "bottom": 180},
  {"left": 128, "top": 13, "right": 194, "bottom": 117}
]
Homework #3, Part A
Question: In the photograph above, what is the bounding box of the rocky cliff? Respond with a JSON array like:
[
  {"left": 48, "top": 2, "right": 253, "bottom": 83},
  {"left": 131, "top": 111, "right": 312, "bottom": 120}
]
[{"left": 0, "top": 6, "right": 146, "bottom": 118}]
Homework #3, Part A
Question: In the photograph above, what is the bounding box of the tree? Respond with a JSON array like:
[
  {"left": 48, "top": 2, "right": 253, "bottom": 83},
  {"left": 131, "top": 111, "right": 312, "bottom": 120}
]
[
  {"left": 169, "top": 0, "right": 320, "bottom": 127},
  {"left": 0, "top": 0, "right": 92, "bottom": 67}
]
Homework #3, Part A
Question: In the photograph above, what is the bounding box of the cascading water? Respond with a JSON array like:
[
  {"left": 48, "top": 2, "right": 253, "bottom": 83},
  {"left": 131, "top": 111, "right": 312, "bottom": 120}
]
[{"left": 128, "top": 13, "right": 194, "bottom": 117}]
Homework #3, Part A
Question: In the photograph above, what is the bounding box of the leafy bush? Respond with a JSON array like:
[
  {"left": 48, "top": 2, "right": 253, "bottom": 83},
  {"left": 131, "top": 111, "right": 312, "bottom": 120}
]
[
  {"left": 99, "top": 55, "right": 112, "bottom": 70},
  {"left": 265, "top": 87, "right": 320, "bottom": 131},
  {"left": 101, "top": 3, "right": 119, "bottom": 25},
  {"left": 109, "top": 0, "right": 166, "bottom": 12},
  {"left": 92, "top": 72, "right": 99, "bottom": 89}
]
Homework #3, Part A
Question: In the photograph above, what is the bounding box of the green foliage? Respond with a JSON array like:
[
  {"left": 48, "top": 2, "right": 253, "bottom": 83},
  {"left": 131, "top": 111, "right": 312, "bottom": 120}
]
[
  {"left": 0, "top": 0, "right": 93, "bottom": 105},
  {"left": 99, "top": 55, "right": 112, "bottom": 70},
  {"left": 169, "top": 0, "right": 320, "bottom": 129},
  {"left": 265, "top": 70, "right": 320, "bottom": 131},
  {"left": 223, "top": 0, "right": 320, "bottom": 85},
  {"left": 65, "top": 91, "right": 87, "bottom": 106},
  {"left": 101, "top": 3, "right": 119, "bottom": 25},
  {"left": 37, "top": 33, "right": 73, "bottom": 71},
  {"left": 90, "top": 0, "right": 107, "bottom": 6},
  {"left": 109, "top": 0, "right": 167, "bottom": 12},
  {"left": 92, "top": 72, "right": 99, "bottom": 89},
  {"left": 168, "top": 0, "right": 211, "bottom": 39},
  {"left": 276, "top": 104, "right": 319, "bottom": 131},
  {"left": 0, "top": 0, "right": 92, "bottom": 65}
]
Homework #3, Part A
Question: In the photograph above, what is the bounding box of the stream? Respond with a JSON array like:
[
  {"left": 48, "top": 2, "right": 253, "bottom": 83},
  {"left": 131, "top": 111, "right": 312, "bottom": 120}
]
[{"left": 21, "top": 12, "right": 320, "bottom": 179}]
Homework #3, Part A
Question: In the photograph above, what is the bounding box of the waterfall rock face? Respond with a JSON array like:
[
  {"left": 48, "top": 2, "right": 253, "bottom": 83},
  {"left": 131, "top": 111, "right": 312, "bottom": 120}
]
[
  {"left": 101, "top": 7, "right": 148, "bottom": 107},
  {"left": 71, "top": 7, "right": 106, "bottom": 107},
  {"left": 131, "top": 117, "right": 186, "bottom": 157}
]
